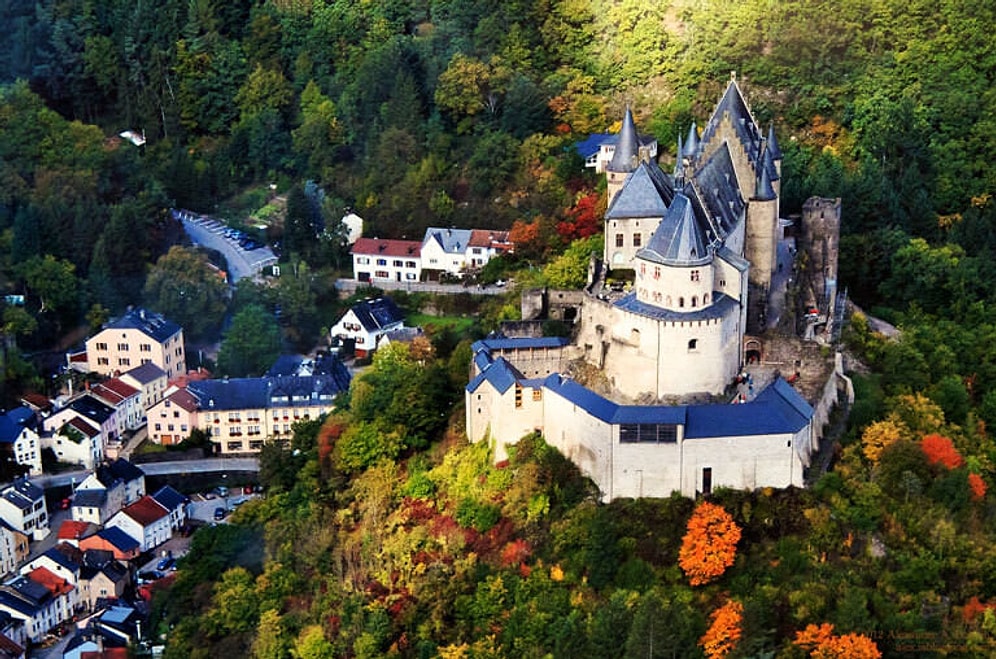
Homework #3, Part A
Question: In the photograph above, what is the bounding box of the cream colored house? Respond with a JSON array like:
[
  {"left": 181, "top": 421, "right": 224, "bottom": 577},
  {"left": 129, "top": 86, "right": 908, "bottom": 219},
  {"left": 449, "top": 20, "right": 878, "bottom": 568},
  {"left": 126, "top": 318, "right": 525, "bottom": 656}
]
[
  {"left": 119, "top": 362, "right": 169, "bottom": 411},
  {"left": 85, "top": 308, "right": 185, "bottom": 380}
]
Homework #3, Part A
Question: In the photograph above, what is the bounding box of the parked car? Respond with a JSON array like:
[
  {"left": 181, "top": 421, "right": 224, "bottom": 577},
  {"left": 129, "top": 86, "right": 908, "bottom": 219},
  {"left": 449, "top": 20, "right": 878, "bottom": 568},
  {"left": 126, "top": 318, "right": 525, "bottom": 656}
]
[
  {"left": 214, "top": 485, "right": 229, "bottom": 497},
  {"left": 243, "top": 485, "right": 254, "bottom": 496},
  {"left": 156, "top": 557, "right": 176, "bottom": 571},
  {"left": 213, "top": 507, "right": 226, "bottom": 521},
  {"left": 59, "top": 497, "right": 71, "bottom": 510},
  {"left": 137, "top": 570, "right": 163, "bottom": 583}
]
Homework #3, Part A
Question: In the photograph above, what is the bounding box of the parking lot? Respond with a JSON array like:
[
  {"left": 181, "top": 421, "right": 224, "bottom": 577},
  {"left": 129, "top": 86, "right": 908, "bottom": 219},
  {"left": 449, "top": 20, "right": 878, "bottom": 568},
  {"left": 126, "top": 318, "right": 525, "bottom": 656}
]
[{"left": 172, "top": 209, "right": 277, "bottom": 282}]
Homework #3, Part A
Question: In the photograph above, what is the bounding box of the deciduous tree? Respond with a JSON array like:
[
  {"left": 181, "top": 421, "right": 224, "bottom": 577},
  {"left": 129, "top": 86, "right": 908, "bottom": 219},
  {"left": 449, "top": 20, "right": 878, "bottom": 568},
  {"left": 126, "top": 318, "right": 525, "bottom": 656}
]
[
  {"left": 920, "top": 434, "right": 963, "bottom": 470},
  {"left": 861, "top": 419, "right": 906, "bottom": 464},
  {"left": 699, "top": 599, "right": 743, "bottom": 659},
  {"left": 678, "top": 501, "right": 741, "bottom": 586}
]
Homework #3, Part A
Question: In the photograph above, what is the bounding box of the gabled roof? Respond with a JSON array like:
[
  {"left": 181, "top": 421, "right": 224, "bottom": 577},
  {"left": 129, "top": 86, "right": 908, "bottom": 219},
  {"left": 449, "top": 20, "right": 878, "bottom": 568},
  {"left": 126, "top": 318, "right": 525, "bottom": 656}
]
[
  {"left": 121, "top": 362, "right": 167, "bottom": 385},
  {"left": 119, "top": 496, "right": 168, "bottom": 527},
  {"left": 92, "top": 527, "right": 139, "bottom": 553},
  {"left": 1, "top": 479, "right": 43, "bottom": 510},
  {"left": 574, "top": 133, "right": 613, "bottom": 159},
  {"left": 685, "top": 378, "right": 813, "bottom": 438},
  {"left": 91, "top": 379, "right": 139, "bottom": 405},
  {"left": 65, "top": 416, "right": 100, "bottom": 438},
  {"left": 5, "top": 576, "right": 50, "bottom": 605},
  {"left": 468, "top": 229, "right": 512, "bottom": 250},
  {"left": 92, "top": 459, "right": 145, "bottom": 489},
  {"left": 72, "top": 489, "right": 107, "bottom": 508},
  {"left": 28, "top": 567, "right": 74, "bottom": 597},
  {"left": 687, "top": 143, "right": 746, "bottom": 240},
  {"left": 0, "top": 408, "right": 31, "bottom": 444},
  {"left": 350, "top": 237, "right": 422, "bottom": 258},
  {"left": 348, "top": 297, "right": 404, "bottom": 332},
  {"left": 188, "top": 369, "right": 350, "bottom": 412},
  {"left": 57, "top": 520, "right": 95, "bottom": 542},
  {"left": 636, "top": 193, "right": 711, "bottom": 267},
  {"left": 162, "top": 387, "right": 199, "bottom": 413},
  {"left": 605, "top": 161, "right": 675, "bottom": 219},
  {"left": 423, "top": 227, "right": 473, "bottom": 255},
  {"left": 102, "top": 308, "right": 182, "bottom": 343},
  {"left": 151, "top": 485, "right": 186, "bottom": 512},
  {"left": 699, "top": 76, "right": 764, "bottom": 167},
  {"left": 37, "top": 545, "right": 80, "bottom": 572},
  {"left": 466, "top": 357, "right": 523, "bottom": 395}
]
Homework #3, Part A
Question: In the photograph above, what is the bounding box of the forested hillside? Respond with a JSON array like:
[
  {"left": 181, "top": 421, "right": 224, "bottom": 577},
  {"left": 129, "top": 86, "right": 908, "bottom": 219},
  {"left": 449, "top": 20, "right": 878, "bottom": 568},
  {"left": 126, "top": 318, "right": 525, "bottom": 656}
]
[{"left": 5, "top": 0, "right": 996, "bottom": 656}]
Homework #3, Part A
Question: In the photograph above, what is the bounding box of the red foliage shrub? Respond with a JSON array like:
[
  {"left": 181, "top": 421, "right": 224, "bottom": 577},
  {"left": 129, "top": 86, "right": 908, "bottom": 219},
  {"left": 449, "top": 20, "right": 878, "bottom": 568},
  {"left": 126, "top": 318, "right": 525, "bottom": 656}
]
[
  {"left": 556, "top": 192, "right": 604, "bottom": 241},
  {"left": 969, "top": 472, "right": 987, "bottom": 501},
  {"left": 500, "top": 538, "right": 532, "bottom": 567},
  {"left": 921, "top": 434, "right": 964, "bottom": 469}
]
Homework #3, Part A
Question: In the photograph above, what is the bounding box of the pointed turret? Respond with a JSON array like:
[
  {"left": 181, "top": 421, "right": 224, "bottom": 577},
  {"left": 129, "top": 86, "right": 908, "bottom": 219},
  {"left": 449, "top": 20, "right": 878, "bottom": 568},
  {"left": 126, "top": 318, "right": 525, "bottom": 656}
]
[
  {"left": 767, "top": 123, "right": 782, "bottom": 160},
  {"left": 683, "top": 122, "right": 699, "bottom": 158},
  {"left": 608, "top": 106, "right": 640, "bottom": 173},
  {"left": 674, "top": 135, "right": 685, "bottom": 186},
  {"left": 753, "top": 156, "right": 776, "bottom": 201}
]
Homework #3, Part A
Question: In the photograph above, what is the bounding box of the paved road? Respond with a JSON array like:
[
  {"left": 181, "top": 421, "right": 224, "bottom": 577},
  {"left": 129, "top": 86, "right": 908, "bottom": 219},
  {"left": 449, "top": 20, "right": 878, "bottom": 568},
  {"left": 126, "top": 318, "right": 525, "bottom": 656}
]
[
  {"left": 173, "top": 209, "right": 278, "bottom": 282},
  {"left": 335, "top": 278, "right": 509, "bottom": 296},
  {"left": 33, "top": 458, "right": 259, "bottom": 489}
]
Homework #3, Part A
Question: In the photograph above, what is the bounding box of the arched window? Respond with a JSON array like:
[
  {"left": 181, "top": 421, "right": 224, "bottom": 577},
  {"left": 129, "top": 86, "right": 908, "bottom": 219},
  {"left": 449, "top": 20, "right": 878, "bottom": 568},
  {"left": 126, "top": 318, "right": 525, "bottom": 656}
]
[
  {"left": 653, "top": 266, "right": 661, "bottom": 280},
  {"left": 703, "top": 293, "right": 710, "bottom": 304},
  {"left": 688, "top": 339, "right": 698, "bottom": 351},
  {"left": 690, "top": 269, "right": 700, "bottom": 282},
  {"left": 691, "top": 296, "right": 698, "bottom": 307}
]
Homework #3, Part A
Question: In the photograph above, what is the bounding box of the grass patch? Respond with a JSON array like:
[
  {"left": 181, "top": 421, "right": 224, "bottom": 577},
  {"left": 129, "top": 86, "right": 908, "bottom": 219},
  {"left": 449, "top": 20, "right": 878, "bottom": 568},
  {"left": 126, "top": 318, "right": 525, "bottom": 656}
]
[
  {"left": 407, "top": 313, "right": 476, "bottom": 334},
  {"left": 135, "top": 440, "right": 168, "bottom": 455}
]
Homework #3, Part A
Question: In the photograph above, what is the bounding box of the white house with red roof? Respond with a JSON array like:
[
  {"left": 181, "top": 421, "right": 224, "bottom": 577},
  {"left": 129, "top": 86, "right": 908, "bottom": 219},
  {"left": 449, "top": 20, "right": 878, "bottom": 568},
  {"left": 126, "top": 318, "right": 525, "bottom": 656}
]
[
  {"left": 350, "top": 237, "right": 422, "bottom": 283},
  {"left": 90, "top": 378, "right": 143, "bottom": 433},
  {"left": 104, "top": 496, "right": 171, "bottom": 552}
]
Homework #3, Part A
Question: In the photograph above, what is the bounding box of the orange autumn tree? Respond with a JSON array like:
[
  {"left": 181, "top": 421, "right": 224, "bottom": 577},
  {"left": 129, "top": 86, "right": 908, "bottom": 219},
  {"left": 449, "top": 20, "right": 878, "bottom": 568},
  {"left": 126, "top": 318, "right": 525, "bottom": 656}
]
[
  {"left": 678, "top": 501, "right": 742, "bottom": 586},
  {"left": 699, "top": 599, "right": 743, "bottom": 659},
  {"left": 920, "top": 433, "right": 964, "bottom": 469},
  {"left": 794, "top": 623, "right": 881, "bottom": 658},
  {"left": 969, "top": 472, "right": 987, "bottom": 501}
]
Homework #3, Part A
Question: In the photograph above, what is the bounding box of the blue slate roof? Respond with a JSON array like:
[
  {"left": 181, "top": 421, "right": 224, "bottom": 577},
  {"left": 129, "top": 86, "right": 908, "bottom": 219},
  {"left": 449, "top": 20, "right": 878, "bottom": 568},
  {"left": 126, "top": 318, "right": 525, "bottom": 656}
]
[
  {"left": 350, "top": 297, "right": 404, "bottom": 332},
  {"left": 188, "top": 371, "right": 350, "bottom": 412},
  {"left": 575, "top": 133, "right": 613, "bottom": 160},
  {"left": 7, "top": 576, "right": 50, "bottom": 605},
  {"left": 122, "top": 362, "right": 167, "bottom": 385},
  {"left": 605, "top": 161, "right": 675, "bottom": 220},
  {"left": 699, "top": 78, "right": 764, "bottom": 167},
  {"left": 685, "top": 379, "right": 812, "bottom": 438},
  {"left": 68, "top": 394, "right": 115, "bottom": 425},
  {"left": 0, "top": 590, "right": 41, "bottom": 616},
  {"left": 0, "top": 416, "right": 21, "bottom": 444},
  {"left": 39, "top": 546, "right": 79, "bottom": 572},
  {"left": 717, "top": 246, "right": 750, "bottom": 273},
  {"left": 688, "top": 143, "right": 745, "bottom": 240},
  {"left": 7, "top": 407, "right": 33, "bottom": 427},
  {"left": 614, "top": 291, "right": 739, "bottom": 322},
  {"left": 73, "top": 489, "right": 107, "bottom": 508},
  {"left": 466, "top": 358, "right": 522, "bottom": 395},
  {"left": 97, "top": 458, "right": 145, "bottom": 487},
  {"left": 95, "top": 527, "right": 140, "bottom": 552},
  {"left": 767, "top": 123, "right": 783, "bottom": 160},
  {"left": 152, "top": 485, "right": 186, "bottom": 512},
  {"left": 424, "top": 227, "right": 473, "bottom": 255},
  {"left": 471, "top": 337, "right": 571, "bottom": 353},
  {"left": 543, "top": 375, "right": 620, "bottom": 423},
  {"left": 106, "top": 308, "right": 182, "bottom": 343},
  {"left": 2, "top": 479, "right": 42, "bottom": 510},
  {"left": 608, "top": 107, "right": 640, "bottom": 173},
  {"left": 636, "top": 193, "right": 711, "bottom": 267}
]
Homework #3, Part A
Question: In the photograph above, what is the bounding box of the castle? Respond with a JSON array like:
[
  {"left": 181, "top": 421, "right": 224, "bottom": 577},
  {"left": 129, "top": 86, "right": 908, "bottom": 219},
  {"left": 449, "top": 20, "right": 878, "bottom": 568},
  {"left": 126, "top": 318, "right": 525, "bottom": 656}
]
[{"left": 466, "top": 75, "right": 838, "bottom": 500}]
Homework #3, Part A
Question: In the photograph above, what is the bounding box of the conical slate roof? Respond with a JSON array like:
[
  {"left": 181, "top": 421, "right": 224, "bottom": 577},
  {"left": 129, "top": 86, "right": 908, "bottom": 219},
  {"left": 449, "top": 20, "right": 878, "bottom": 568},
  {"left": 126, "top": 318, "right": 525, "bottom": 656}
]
[
  {"left": 608, "top": 106, "right": 640, "bottom": 173},
  {"left": 636, "top": 193, "right": 711, "bottom": 267},
  {"left": 674, "top": 135, "right": 685, "bottom": 183},
  {"left": 683, "top": 122, "right": 700, "bottom": 157},
  {"left": 767, "top": 123, "right": 782, "bottom": 160},
  {"left": 754, "top": 158, "right": 777, "bottom": 201}
]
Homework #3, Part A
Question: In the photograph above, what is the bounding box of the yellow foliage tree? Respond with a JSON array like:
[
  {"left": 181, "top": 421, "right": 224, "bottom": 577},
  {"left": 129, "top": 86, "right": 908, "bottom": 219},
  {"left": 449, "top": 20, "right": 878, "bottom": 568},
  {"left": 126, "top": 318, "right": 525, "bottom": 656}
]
[
  {"left": 861, "top": 419, "right": 907, "bottom": 464},
  {"left": 887, "top": 392, "right": 946, "bottom": 438},
  {"left": 699, "top": 599, "right": 743, "bottom": 658},
  {"left": 678, "top": 501, "right": 742, "bottom": 586}
]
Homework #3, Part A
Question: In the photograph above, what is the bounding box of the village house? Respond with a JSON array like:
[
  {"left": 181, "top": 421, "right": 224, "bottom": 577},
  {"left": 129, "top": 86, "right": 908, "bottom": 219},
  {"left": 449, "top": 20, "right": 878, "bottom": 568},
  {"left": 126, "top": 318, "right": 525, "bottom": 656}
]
[
  {"left": 104, "top": 496, "right": 171, "bottom": 552},
  {"left": 0, "top": 522, "right": 29, "bottom": 580},
  {"left": 119, "top": 362, "right": 169, "bottom": 412},
  {"left": 146, "top": 386, "right": 198, "bottom": 446},
  {"left": 151, "top": 486, "right": 187, "bottom": 531},
  {"left": 71, "top": 459, "right": 146, "bottom": 525},
  {"left": 82, "top": 308, "right": 186, "bottom": 380},
  {"left": 21, "top": 545, "right": 81, "bottom": 588},
  {"left": 329, "top": 297, "right": 405, "bottom": 359},
  {"left": 0, "top": 574, "right": 71, "bottom": 643},
  {"left": 77, "top": 550, "right": 129, "bottom": 611},
  {"left": 0, "top": 407, "right": 41, "bottom": 476},
  {"left": 78, "top": 528, "right": 140, "bottom": 563},
  {"left": 0, "top": 480, "right": 48, "bottom": 541},
  {"left": 350, "top": 237, "right": 422, "bottom": 283}
]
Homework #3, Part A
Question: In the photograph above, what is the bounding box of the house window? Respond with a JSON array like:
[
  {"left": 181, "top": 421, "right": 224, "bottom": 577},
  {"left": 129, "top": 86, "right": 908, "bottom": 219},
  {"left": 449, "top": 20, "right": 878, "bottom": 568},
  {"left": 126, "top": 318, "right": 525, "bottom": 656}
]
[
  {"left": 406, "top": 273, "right": 417, "bottom": 280},
  {"left": 393, "top": 260, "right": 403, "bottom": 267},
  {"left": 141, "top": 358, "right": 151, "bottom": 365},
  {"left": 97, "top": 358, "right": 109, "bottom": 366},
  {"left": 375, "top": 271, "right": 389, "bottom": 278},
  {"left": 702, "top": 468, "right": 712, "bottom": 495},
  {"left": 640, "top": 264, "right": 646, "bottom": 276},
  {"left": 96, "top": 342, "right": 107, "bottom": 350},
  {"left": 615, "top": 233, "right": 624, "bottom": 247},
  {"left": 227, "top": 441, "right": 243, "bottom": 451},
  {"left": 357, "top": 257, "right": 370, "bottom": 264},
  {"left": 703, "top": 294, "right": 709, "bottom": 304},
  {"left": 515, "top": 385, "right": 523, "bottom": 408},
  {"left": 140, "top": 344, "right": 151, "bottom": 352},
  {"left": 719, "top": 279, "right": 726, "bottom": 287},
  {"left": 117, "top": 343, "right": 129, "bottom": 351},
  {"left": 405, "top": 261, "right": 416, "bottom": 268},
  {"left": 118, "top": 358, "right": 131, "bottom": 366},
  {"left": 376, "top": 258, "right": 387, "bottom": 266},
  {"left": 654, "top": 266, "right": 661, "bottom": 280},
  {"left": 691, "top": 296, "right": 698, "bottom": 307},
  {"left": 679, "top": 297, "right": 685, "bottom": 307},
  {"left": 688, "top": 339, "right": 698, "bottom": 351},
  {"left": 155, "top": 424, "right": 161, "bottom": 431},
  {"left": 532, "top": 388, "right": 542, "bottom": 401},
  {"left": 690, "top": 270, "right": 700, "bottom": 282},
  {"left": 633, "top": 233, "right": 642, "bottom": 247},
  {"left": 429, "top": 258, "right": 438, "bottom": 264},
  {"left": 249, "top": 440, "right": 264, "bottom": 450}
]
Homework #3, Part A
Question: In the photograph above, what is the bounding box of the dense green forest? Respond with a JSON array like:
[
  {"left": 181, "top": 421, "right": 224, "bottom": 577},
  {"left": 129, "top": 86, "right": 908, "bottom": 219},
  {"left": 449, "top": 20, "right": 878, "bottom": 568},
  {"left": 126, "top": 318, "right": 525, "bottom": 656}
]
[{"left": 5, "top": 0, "right": 996, "bottom": 656}]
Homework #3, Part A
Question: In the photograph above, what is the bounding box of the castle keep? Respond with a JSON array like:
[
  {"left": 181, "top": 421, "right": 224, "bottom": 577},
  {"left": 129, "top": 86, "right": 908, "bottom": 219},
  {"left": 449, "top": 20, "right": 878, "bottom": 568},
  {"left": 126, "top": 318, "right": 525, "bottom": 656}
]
[{"left": 467, "top": 76, "right": 834, "bottom": 500}]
